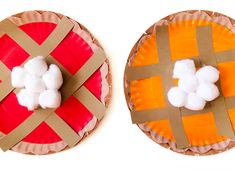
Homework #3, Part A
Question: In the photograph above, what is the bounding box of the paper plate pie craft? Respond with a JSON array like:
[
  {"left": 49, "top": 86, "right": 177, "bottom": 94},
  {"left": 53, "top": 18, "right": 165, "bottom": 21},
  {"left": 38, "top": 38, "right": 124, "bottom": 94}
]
[
  {"left": 0, "top": 11, "right": 111, "bottom": 155},
  {"left": 124, "top": 10, "right": 235, "bottom": 155}
]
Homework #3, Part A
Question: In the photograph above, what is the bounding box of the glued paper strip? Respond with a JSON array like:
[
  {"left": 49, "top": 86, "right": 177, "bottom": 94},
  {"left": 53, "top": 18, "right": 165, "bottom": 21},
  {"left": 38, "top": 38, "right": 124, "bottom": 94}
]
[
  {"left": 60, "top": 48, "right": 106, "bottom": 100},
  {"left": 155, "top": 26, "right": 189, "bottom": 148},
  {"left": 196, "top": 25, "right": 235, "bottom": 138},
  {"left": 74, "top": 86, "right": 106, "bottom": 120},
  {"left": 45, "top": 114, "right": 81, "bottom": 148},
  {"left": 126, "top": 64, "right": 162, "bottom": 81},
  {"left": 0, "top": 108, "right": 54, "bottom": 151}
]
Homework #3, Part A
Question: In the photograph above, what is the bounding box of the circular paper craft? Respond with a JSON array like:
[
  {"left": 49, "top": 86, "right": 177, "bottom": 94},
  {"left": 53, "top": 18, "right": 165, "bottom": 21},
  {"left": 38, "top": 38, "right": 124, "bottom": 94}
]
[
  {"left": 124, "top": 10, "right": 235, "bottom": 155},
  {"left": 0, "top": 11, "right": 111, "bottom": 155}
]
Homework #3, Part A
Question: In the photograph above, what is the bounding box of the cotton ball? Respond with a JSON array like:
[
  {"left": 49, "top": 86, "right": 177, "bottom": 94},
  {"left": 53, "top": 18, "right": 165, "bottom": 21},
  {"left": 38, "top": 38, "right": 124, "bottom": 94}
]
[
  {"left": 11, "top": 66, "right": 27, "bottom": 88},
  {"left": 25, "top": 74, "right": 46, "bottom": 93},
  {"left": 39, "top": 89, "right": 61, "bottom": 109},
  {"left": 196, "top": 83, "right": 220, "bottom": 101},
  {"left": 196, "top": 66, "right": 219, "bottom": 83},
  {"left": 178, "top": 74, "right": 199, "bottom": 93},
  {"left": 24, "top": 56, "right": 48, "bottom": 76},
  {"left": 17, "top": 89, "right": 40, "bottom": 111},
  {"left": 173, "top": 59, "right": 196, "bottom": 79},
  {"left": 42, "top": 64, "right": 63, "bottom": 89},
  {"left": 167, "top": 87, "right": 187, "bottom": 107},
  {"left": 185, "top": 93, "right": 206, "bottom": 111}
]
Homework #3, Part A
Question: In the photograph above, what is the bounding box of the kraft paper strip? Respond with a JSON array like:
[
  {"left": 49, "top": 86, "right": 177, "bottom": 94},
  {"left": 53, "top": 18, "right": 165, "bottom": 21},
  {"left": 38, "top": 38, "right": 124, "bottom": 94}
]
[
  {"left": 0, "top": 61, "right": 10, "bottom": 80},
  {"left": 73, "top": 86, "right": 106, "bottom": 120},
  {"left": 39, "top": 16, "right": 74, "bottom": 57},
  {"left": 45, "top": 113, "right": 81, "bottom": 148},
  {"left": 47, "top": 55, "right": 106, "bottom": 120},
  {"left": 215, "top": 49, "right": 235, "bottom": 63},
  {"left": 196, "top": 26, "right": 216, "bottom": 66},
  {"left": 0, "top": 76, "right": 13, "bottom": 102},
  {"left": 180, "top": 105, "right": 211, "bottom": 116},
  {"left": 131, "top": 106, "right": 212, "bottom": 124},
  {"left": 0, "top": 16, "right": 74, "bottom": 102},
  {"left": 60, "top": 48, "right": 106, "bottom": 100},
  {"left": 0, "top": 49, "right": 106, "bottom": 151},
  {"left": 48, "top": 51, "right": 106, "bottom": 118},
  {"left": 0, "top": 108, "right": 54, "bottom": 151},
  {"left": 225, "top": 96, "right": 235, "bottom": 109},
  {"left": 0, "top": 16, "right": 74, "bottom": 58},
  {"left": 196, "top": 25, "right": 235, "bottom": 138},
  {"left": 155, "top": 26, "right": 189, "bottom": 149},
  {"left": 131, "top": 109, "right": 169, "bottom": 123},
  {"left": 126, "top": 64, "right": 162, "bottom": 81},
  {"left": 0, "top": 19, "right": 40, "bottom": 56}
]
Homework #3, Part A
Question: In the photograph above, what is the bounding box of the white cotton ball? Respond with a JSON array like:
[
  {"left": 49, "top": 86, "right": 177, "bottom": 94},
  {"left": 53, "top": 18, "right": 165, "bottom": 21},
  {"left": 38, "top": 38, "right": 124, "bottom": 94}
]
[
  {"left": 42, "top": 64, "right": 63, "bottom": 89},
  {"left": 24, "top": 56, "right": 48, "bottom": 76},
  {"left": 185, "top": 93, "right": 206, "bottom": 111},
  {"left": 196, "top": 66, "right": 219, "bottom": 83},
  {"left": 196, "top": 83, "right": 220, "bottom": 101},
  {"left": 39, "top": 89, "right": 61, "bottom": 109},
  {"left": 167, "top": 87, "right": 187, "bottom": 107},
  {"left": 24, "top": 74, "right": 46, "bottom": 93},
  {"left": 178, "top": 74, "right": 199, "bottom": 93},
  {"left": 11, "top": 66, "right": 27, "bottom": 88},
  {"left": 17, "top": 89, "right": 39, "bottom": 111},
  {"left": 173, "top": 59, "right": 196, "bottom": 79}
]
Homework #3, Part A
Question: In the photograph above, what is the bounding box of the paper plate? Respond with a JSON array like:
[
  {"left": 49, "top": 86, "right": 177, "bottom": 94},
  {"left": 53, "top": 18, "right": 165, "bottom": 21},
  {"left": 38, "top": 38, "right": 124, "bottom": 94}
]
[
  {"left": 124, "top": 10, "right": 235, "bottom": 155},
  {"left": 0, "top": 11, "right": 111, "bottom": 155}
]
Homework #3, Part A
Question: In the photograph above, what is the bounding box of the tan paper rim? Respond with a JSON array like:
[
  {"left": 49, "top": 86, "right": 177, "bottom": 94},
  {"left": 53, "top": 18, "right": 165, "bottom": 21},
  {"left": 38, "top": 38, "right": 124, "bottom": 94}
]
[
  {"left": 124, "top": 10, "right": 235, "bottom": 155},
  {"left": 0, "top": 10, "right": 111, "bottom": 155}
]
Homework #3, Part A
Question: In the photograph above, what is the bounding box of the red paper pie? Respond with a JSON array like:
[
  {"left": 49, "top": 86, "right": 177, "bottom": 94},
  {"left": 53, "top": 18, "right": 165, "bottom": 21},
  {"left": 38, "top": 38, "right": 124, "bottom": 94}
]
[{"left": 0, "top": 11, "right": 111, "bottom": 155}]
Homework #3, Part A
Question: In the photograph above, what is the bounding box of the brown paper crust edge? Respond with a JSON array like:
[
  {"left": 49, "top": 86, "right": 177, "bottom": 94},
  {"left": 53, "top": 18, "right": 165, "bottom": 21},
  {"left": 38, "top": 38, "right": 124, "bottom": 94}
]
[{"left": 123, "top": 10, "right": 235, "bottom": 156}]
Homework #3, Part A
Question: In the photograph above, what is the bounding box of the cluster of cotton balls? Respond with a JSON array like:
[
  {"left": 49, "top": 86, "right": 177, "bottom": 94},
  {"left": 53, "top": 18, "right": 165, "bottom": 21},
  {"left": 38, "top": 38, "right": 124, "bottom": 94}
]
[
  {"left": 11, "top": 56, "right": 63, "bottom": 111},
  {"left": 167, "top": 59, "right": 220, "bottom": 111}
]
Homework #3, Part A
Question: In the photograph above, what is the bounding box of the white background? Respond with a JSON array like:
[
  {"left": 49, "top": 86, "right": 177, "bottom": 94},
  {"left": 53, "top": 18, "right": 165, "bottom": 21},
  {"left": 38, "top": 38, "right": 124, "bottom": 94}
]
[{"left": 0, "top": 0, "right": 234, "bottom": 175}]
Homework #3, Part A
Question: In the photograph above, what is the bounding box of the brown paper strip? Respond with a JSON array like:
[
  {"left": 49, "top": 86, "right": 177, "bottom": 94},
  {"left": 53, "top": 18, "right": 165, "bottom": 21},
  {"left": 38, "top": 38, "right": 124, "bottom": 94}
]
[
  {"left": 39, "top": 16, "right": 74, "bottom": 57},
  {"left": 0, "top": 108, "right": 54, "bottom": 151},
  {"left": 196, "top": 26, "right": 216, "bottom": 66},
  {"left": 131, "top": 109, "right": 169, "bottom": 123},
  {"left": 225, "top": 96, "right": 235, "bottom": 109},
  {"left": 131, "top": 106, "right": 212, "bottom": 124},
  {"left": 45, "top": 113, "right": 81, "bottom": 148},
  {"left": 155, "top": 26, "right": 189, "bottom": 149},
  {"left": 126, "top": 64, "right": 161, "bottom": 81},
  {"left": 0, "top": 76, "right": 13, "bottom": 102},
  {"left": 180, "top": 105, "right": 211, "bottom": 116},
  {"left": 0, "top": 16, "right": 74, "bottom": 58},
  {"left": 0, "top": 61, "right": 10, "bottom": 80},
  {"left": 0, "top": 19, "right": 40, "bottom": 56},
  {"left": 215, "top": 49, "right": 235, "bottom": 63},
  {"left": 47, "top": 55, "right": 106, "bottom": 120},
  {"left": 61, "top": 48, "right": 106, "bottom": 100},
  {"left": 74, "top": 86, "right": 106, "bottom": 120},
  {"left": 196, "top": 25, "right": 235, "bottom": 138}
]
